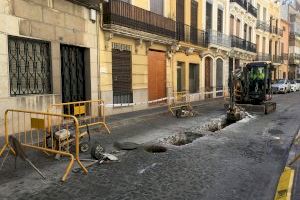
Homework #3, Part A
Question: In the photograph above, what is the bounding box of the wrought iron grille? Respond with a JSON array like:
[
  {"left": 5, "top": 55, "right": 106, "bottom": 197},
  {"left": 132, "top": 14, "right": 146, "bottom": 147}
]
[{"left": 8, "top": 36, "right": 52, "bottom": 96}]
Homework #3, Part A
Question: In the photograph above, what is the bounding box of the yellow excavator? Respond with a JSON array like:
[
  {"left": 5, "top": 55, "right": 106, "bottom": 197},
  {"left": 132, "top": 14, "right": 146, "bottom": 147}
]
[{"left": 226, "top": 61, "right": 277, "bottom": 122}]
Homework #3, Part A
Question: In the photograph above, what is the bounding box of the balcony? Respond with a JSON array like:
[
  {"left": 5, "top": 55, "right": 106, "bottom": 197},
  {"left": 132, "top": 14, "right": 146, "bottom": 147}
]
[
  {"left": 206, "top": 30, "right": 231, "bottom": 48},
  {"left": 270, "top": 26, "right": 283, "bottom": 36},
  {"left": 230, "top": 0, "right": 247, "bottom": 10},
  {"left": 231, "top": 35, "right": 256, "bottom": 53},
  {"left": 176, "top": 23, "right": 207, "bottom": 47},
  {"left": 272, "top": 55, "right": 283, "bottom": 64},
  {"left": 102, "top": 0, "right": 176, "bottom": 39},
  {"left": 256, "top": 53, "right": 271, "bottom": 61},
  {"left": 247, "top": 3, "right": 257, "bottom": 18},
  {"left": 256, "top": 20, "right": 270, "bottom": 32},
  {"left": 289, "top": 53, "right": 300, "bottom": 64},
  {"left": 230, "top": 0, "right": 257, "bottom": 17},
  {"left": 282, "top": 53, "right": 289, "bottom": 61}
]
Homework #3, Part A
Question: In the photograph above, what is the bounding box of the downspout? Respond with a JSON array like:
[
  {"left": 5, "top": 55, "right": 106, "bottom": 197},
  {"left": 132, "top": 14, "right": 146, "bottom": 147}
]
[{"left": 97, "top": 3, "right": 102, "bottom": 100}]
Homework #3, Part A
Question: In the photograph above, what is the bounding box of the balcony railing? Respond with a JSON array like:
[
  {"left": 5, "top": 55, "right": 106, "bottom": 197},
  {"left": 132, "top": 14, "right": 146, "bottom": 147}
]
[
  {"left": 289, "top": 53, "right": 300, "bottom": 64},
  {"left": 206, "top": 30, "right": 231, "bottom": 48},
  {"left": 270, "top": 26, "right": 283, "bottom": 36},
  {"left": 282, "top": 53, "right": 289, "bottom": 61},
  {"left": 230, "top": 0, "right": 257, "bottom": 17},
  {"left": 256, "top": 20, "right": 270, "bottom": 32},
  {"left": 231, "top": 35, "right": 256, "bottom": 53},
  {"left": 247, "top": 3, "right": 257, "bottom": 17},
  {"left": 103, "top": 0, "right": 176, "bottom": 39},
  {"left": 272, "top": 55, "right": 283, "bottom": 63},
  {"left": 256, "top": 53, "right": 271, "bottom": 61},
  {"left": 176, "top": 23, "right": 207, "bottom": 47},
  {"left": 230, "top": 0, "right": 247, "bottom": 10}
]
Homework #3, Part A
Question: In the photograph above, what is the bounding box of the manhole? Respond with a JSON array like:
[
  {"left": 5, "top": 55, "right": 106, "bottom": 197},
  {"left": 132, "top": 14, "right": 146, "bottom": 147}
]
[
  {"left": 144, "top": 145, "right": 167, "bottom": 153},
  {"left": 164, "top": 132, "right": 204, "bottom": 146}
]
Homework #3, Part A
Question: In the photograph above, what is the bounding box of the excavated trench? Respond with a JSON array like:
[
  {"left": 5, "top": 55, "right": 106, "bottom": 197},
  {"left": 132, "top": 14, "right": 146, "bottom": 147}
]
[{"left": 162, "top": 111, "right": 249, "bottom": 146}]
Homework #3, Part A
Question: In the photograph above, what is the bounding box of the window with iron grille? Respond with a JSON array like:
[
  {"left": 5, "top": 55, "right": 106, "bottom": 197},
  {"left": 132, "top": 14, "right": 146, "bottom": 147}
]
[
  {"left": 217, "top": 8, "right": 223, "bottom": 33},
  {"left": 206, "top": 2, "right": 212, "bottom": 30},
  {"left": 8, "top": 36, "right": 52, "bottom": 96}
]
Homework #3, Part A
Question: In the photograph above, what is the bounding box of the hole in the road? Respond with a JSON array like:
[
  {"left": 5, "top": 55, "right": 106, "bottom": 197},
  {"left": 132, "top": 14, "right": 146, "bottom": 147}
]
[
  {"left": 269, "top": 129, "right": 284, "bottom": 135},
  {"left": 164, "top": 132, "right": 204, "bottom": 146},
  {"left": 208, "top": 119, "right": 235, "bottom": 132},
  {"left": 144, "top": 145, "right": 167, "bottom": 153}
]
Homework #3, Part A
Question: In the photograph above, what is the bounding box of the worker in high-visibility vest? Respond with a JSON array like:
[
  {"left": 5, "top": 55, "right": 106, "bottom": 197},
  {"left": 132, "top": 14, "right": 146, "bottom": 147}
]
[{"left": 257, "top": 68, "right": 265, "bottom": 80}]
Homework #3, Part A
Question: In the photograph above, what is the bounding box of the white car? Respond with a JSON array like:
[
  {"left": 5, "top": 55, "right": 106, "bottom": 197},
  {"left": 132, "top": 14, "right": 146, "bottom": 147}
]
[
  {"left": 295, "top": 80, "right": 300, "bottom": 91},
  {"left": 290, "top": 80, "right": 298, "bottom": 92},
  {"left": 272, "top": 79, "right": 291, "bottom": 94}
]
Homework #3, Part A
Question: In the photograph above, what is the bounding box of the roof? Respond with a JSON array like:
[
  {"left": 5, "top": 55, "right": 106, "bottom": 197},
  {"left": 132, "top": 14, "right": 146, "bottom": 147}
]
[{"left": 67, "top": 0, "right": 101, "bottom": 10}]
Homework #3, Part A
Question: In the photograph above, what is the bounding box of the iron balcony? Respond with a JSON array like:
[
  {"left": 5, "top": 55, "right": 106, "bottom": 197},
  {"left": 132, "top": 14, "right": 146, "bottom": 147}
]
[
  {"left": 256, "top": 53, "right": 271, "bottom": 61},
  {"left": 272, "top": 55, "right": 283, "bottom": 64},
  {"left": 230, "top": 0, "right": 257, "bottom": 17},
  {"left": 206, "top": 30, "right": 231, "bottom": 48},
  {"left": 270, "top": 26, "right": 283, "bottom": 36},
  {"left": 256, "top": 20, "right": 270, "bottom": 32},
  {"left": 230, "top": 0, "right": 247, "bottom": 10},
  {"left": 231, "top": 35, "right": 256, "bottom": 53},
  {"left": 282, "top": 53, "right": 289, "bottom": 61},
  {"left": 289, "top": 54, "right": 300, "bottom": 64},
  {"left": 247, "top": 3, "right": 257, "bottom": 18},
  {"left": 102, "top": 0, "right": 176, "bottom": 39},
  {"left": 256, "top": 53, "right": 284, "bottom": 63},
  {"left": 176, "top": 23, "right": 207, "bottom": 47}
]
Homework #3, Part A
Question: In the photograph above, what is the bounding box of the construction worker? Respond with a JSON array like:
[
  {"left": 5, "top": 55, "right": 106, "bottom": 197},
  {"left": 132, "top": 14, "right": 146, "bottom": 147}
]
[{"left": 257, "top": 68, "right": 265, "bottom": 80}]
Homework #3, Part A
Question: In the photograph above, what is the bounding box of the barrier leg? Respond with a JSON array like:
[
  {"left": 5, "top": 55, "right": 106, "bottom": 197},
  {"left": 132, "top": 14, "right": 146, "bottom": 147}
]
[
  {"left": 62, "top": 154, "right": 75, "bottom": 182},
  {"left": 0, "top": 144, "right": 8, "bottom": 157},
  {"left": 0, "top": 144, "right": 15, "bottom": 157},
  {"left": 76, "top": 159, "right": 88, "bottom": 174},
  {"left": 102, "top": 123, "right": 111, "bottom": 134}
]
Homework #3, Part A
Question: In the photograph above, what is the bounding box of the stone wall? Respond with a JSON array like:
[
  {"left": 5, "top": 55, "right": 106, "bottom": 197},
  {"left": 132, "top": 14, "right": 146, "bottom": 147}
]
[{"left": 0, "top": 0, "right": 99, "bottom": 136}]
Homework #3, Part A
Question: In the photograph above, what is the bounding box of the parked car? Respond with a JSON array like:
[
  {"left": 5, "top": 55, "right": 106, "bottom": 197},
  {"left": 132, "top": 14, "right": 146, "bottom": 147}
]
[
  {"left": 295, "top": 80, "right": 300, "bottom": 91},
  {"left": 272, "top": 79, "right": 291, "bottom": 93},
  {"left": 290, "top": 80, "right": 298, "bottom": 92}
]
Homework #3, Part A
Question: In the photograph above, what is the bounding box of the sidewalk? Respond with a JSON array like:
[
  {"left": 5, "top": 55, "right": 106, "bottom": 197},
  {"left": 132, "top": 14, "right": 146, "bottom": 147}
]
[{"left": 105, "top": 97, "right": 225, "bottom": 129}]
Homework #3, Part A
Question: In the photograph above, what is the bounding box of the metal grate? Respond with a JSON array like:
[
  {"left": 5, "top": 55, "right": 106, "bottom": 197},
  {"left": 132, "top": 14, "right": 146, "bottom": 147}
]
[
  {"left": 8, "top": 36, "right": 52, "bottom": 96},
  {"left": 112, "top": 49, "right": 133, "bottom": 104}
]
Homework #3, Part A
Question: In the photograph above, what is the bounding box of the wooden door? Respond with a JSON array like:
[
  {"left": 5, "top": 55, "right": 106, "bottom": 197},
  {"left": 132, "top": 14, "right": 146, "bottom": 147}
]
[
  {"left": 205, "top": 57, "right": 212, "bottom": 99},
  {"left": 148, "top": 50, "right": 166, "bottom": 101}
]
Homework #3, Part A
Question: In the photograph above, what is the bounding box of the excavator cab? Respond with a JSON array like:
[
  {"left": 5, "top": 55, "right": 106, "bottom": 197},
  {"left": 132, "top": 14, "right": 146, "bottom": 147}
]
[
  {"left": 246, "top": 62, "right": 273, "bottom": 104},
  {"left": 226, "top": 61, "right": 276, "bottom": 117}
]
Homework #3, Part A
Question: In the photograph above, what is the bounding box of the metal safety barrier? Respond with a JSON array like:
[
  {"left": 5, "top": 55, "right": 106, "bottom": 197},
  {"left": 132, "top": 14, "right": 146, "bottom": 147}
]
[
  {"left": 168, "top": 91, "right": 192, "bottom": 116},
  {"left": 48, "top": 100, "right": 110, "bottom": 134},
  {"left": 0, "top": 109, "right": 88, "bottom": 181}
]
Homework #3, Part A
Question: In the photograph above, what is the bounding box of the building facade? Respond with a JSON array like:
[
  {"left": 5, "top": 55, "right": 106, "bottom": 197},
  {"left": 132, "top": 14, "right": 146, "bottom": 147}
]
[
  {"left": 100, "top": 0, "right": 176, "bottom": 115},
  {"left": 256, "top": 0, "right": 283, "bottom": 81},
  {"left": 172, "top": 0, "right": 205, "bottom": 101},
  {"left": 282, "top": 1, "right": 300, "bottom": 79},
  {"left": 278, "top": 19, "right": 289, "bottom": 80},
  {"left": 229, "top": 0, "right": 257, "bottom": 72},
  {"left": 0, "top": 0, "right": 101, "bottom": 135},
  {"left": 201, "top": 0, "right": 230, "bottom": 99}
]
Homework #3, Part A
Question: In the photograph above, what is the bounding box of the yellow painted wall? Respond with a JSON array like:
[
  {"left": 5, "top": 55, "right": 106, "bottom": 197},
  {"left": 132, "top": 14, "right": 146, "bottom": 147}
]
[
  {"left": 133, "top": 0, "right": 149, "bottom": 10},
  {"left": 172, "top": 52, "right": 201, "bottom": 92},
  {"left": 198, "top": 0, "right": 203, "bottom": 30}
]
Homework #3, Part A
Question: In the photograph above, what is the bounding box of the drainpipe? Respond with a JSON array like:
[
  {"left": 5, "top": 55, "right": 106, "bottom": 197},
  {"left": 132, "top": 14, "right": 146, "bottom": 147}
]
[{"left": 97, "top": 3, "right": 102, "bottom": 100}]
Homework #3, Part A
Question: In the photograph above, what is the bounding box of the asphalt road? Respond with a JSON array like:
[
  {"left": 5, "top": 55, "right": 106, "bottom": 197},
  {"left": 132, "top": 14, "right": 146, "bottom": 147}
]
[{"left": 0, "top": 92, "right": 299, "bottom": 200}]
